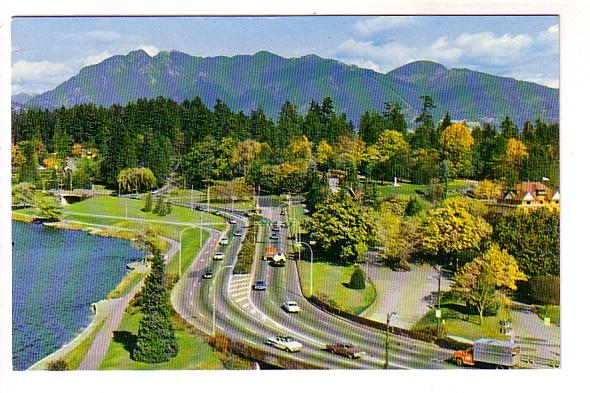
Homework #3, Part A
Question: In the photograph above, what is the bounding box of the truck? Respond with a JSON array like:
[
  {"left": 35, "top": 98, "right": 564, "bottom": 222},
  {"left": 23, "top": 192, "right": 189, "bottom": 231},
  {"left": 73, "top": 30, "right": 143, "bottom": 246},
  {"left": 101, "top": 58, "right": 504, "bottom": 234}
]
[
  {"left": 452, "top": 338, "right": 521, "bottom": 368},
  {"left": 265, "top": 246, "right": 278, "bottom": 261}
]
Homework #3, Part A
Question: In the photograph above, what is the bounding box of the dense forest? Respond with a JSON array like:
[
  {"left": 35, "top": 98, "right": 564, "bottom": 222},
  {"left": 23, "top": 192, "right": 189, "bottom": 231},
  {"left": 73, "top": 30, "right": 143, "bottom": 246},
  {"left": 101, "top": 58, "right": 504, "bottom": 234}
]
[{"left": 11, "top": 95, "right": 559, "bottom": 194}]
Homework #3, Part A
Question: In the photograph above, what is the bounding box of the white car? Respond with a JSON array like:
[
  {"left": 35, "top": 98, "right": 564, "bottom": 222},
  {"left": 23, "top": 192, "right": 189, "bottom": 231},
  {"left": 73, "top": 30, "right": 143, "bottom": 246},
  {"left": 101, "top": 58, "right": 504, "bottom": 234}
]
[
  {"left": 234, "top": 231, "right": 243, "bottom": 237},
  {"left": 219, "top": 237, "right": 229, "bottom": 245},
  {"left": 213, "top": 252, "right": 224, "bottom": 260},
  {"left": 229, "top": 218, "right": 237, "bottom": 224},
  {"left": 273, "top": 253, "right": 287, "bottom": 263},
  {"left": 282, "top": 301, "right": 300, "bottom": 313},
  {"left": 266, "top": 335, "right": 303, "bottom": 352}
]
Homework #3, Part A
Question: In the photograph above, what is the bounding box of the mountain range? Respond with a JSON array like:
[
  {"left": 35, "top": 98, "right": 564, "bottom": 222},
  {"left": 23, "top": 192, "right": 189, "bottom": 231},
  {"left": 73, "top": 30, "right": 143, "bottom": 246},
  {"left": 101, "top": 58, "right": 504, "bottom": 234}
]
[{"left": 16, "top": 49, "right": 559, "bottom": 128}]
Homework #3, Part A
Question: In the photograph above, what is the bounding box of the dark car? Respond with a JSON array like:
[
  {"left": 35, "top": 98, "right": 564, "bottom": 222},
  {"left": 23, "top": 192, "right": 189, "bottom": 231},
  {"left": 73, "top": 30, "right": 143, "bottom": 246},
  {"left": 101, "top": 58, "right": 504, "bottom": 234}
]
[
  {"left": 202, "top": 269, "right": 213, "bottom": 279},
  {"left": 326, "top": 343, "right": 365, "bottom": 359},
  {"left": 252, "top": 280, "right": 267, "bottom": 290}
]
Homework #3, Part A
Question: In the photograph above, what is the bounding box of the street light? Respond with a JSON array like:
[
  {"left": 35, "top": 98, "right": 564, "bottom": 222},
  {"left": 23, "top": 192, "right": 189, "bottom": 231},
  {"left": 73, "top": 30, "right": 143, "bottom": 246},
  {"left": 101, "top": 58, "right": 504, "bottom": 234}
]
[
  {"left": 295, "top": 241, "right": 315, "bottom": 297},
  {"left": 212, "top": 265, "right": 234, "bottom": 336},
  {"left": 384, "top": 311, "right": 396, "bottom": 369},
  {"left": 434, "top": 265, "right": 442, "bottom": 337}
]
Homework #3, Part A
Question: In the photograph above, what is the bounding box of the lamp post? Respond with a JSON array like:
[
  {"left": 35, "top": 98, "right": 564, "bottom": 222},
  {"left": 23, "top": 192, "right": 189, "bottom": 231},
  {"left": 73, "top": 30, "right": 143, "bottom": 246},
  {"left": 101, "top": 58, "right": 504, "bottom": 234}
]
[
  {"left": 212, "top": 265, "right": 234, "bottom": 336},
  {"left": 434, "top": 265, "right": 442, "bottom": 337},
  {"left": 295, "top": 241, "right": 315, "bottom": 297},
  {"left": 384, "top": 311, "right": 396, "bottom": 369}
]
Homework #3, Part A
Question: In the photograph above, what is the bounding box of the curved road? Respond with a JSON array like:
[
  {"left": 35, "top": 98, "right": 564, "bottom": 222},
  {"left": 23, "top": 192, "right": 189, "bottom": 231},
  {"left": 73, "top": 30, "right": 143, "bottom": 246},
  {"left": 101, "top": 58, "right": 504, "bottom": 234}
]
[{"left": 171, "top": 197, "right": 456, "bottom": 369}]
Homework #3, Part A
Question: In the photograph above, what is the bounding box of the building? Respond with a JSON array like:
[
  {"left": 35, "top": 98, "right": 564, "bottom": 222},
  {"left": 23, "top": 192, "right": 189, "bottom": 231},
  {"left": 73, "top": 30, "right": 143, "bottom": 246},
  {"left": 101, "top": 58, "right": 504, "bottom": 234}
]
[{"left": 500, "top": 181, "right": 560, "bottom": 209}]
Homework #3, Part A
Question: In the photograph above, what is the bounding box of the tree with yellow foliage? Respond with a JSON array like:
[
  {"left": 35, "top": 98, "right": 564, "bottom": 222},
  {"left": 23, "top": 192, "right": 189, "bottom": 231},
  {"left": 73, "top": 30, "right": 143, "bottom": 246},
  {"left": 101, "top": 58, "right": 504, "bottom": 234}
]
[
  {"left": 439, "top": 123, "right": 474, "bottom": 178},
  {"left": 504, "top": 138, "right": 529, "bottom": 165},
  {"left": 315, "top": 140, "right": 334, "bottom": 169},
  {"left": 454, "top": 243, "right": 526, "bottom": 324}
]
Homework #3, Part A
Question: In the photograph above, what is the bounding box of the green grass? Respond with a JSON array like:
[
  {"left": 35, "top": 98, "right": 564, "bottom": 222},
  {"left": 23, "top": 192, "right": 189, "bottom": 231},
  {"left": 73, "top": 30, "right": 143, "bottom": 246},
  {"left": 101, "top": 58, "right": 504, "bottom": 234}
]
[
  {"left": 286, "top": 204, "right": 308, "bottom": 235},
  {"left": 11, "top": 210, "right": 36, "bottom": 222},
  {"left": 297, "top": 260, "right": 376, "bottom": 315},
  {"left": 375, "top": 179, "right": 472, "bottom": 199},
  {"left": 166, "top": 228, "right": 210, "bottom": 276},
  {"left": 98, "top": 311, "right": 223, "bottom": 370},
  {"left": 165, "top": 188, "right": 256, "bottom": 211},
  {"left": 107, "top": 271, "right": 146, "bottom": 299},
  {"left": 63, "top": 318, "right": 107, "bottom": 370},
  {"left": 536, "top": 305, "right": 560, "bottom": 326},
  {"left": 412, "top": 295, "right": 513, "bottom": 341}
]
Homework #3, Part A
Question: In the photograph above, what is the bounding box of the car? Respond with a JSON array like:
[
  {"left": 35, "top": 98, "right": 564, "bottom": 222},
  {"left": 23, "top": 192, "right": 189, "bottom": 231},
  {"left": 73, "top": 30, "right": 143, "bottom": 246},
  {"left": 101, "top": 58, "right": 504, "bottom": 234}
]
[
  {"left": 280, "top": 210, "right": 286, "bottom": 216},
  {"left": 202, "top": 269, "right": 213, "bottom": 279},
  {"left": 229, "top": 218, "right": 238, "bottom": 224},
  {"left": 281, "top": 222, "right": 288, "bottom": 228},
  {"left": 213, "top": 252, "right": 224, "bottom": 260},
  {"left": 325, "top": 343, "right": 365, "bottom": 359},
  {"left": 252, "top": 280, "right": 267, "bottom": 290},
  {"left": 272, "top": 226, "right": 280, "bottom": 232},
  {"left": 266, "top": 335, "right": 303, "bottom": 352},
  {"left": 273, "top": 253, "right": 287, "bottom": 263},
  {"left": 219, "top": 236, "right": 229, "bottom": 245},
  {"left": 282, "top": 301, "right": 300, "bottom": 313},
  {"left": 213, "top": 210, "right": 222, "bottom": 216},
  {"left": 234, "top": 231, "right": 243, "bottom": 237},
  {"left": 269, "top": 233, "right": 279, "bottom": 240}
]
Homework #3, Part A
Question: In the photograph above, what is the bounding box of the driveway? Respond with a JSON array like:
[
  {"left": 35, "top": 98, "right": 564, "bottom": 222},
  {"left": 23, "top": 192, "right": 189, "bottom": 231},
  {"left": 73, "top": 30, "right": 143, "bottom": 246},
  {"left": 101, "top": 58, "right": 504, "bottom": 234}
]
[{"left": 361, "top": 263, "right": 451, "bottom": 329}]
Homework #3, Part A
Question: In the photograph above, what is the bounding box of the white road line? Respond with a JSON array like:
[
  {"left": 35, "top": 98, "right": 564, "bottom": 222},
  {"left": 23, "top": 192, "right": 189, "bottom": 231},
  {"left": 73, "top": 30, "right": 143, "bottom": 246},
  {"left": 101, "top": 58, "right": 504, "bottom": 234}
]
[
  {"left": 233, "top": 296, "right": 249, "bottom": 302},
  {"left": 244, "top": 339, "right": 256, "bottom": 346},
  {"left": 216, "top": 325, "right": 225, "bottom": 331},
  {"left": 350, "top": 332, "right": 365, "bottom": 339},
  {"left": 245, "top": 327, "right": 256, "bottom": 334}
]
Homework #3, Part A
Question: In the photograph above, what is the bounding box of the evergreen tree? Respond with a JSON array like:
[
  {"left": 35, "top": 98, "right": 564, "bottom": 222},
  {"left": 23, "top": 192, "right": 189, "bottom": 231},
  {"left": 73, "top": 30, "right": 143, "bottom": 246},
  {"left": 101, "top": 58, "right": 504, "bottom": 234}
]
[
  {"left": 166, "top": 200, "right": 172, "bottom": 215},
  {"left": 411, "top": 95, "right": 437, "bottom": 149},
  {"left": 383, "top": 101, "right": 407, "bottom": 134},
  {"left": 143, "top": 193, "right": 153, "bottom": 212},
  {"left": 132, "top": 250, "right": 178, "bottom": 363},
  {"left": 154, "top": 194, "right": 166, "bottom": 216}
]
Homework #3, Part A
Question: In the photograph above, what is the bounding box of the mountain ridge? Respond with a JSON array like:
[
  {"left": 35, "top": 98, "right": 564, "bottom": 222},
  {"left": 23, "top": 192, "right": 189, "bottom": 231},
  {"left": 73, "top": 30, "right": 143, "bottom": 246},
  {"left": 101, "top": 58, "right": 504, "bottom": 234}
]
[{"left": 22, "top": 50, "right": 559, "bottom": 128}]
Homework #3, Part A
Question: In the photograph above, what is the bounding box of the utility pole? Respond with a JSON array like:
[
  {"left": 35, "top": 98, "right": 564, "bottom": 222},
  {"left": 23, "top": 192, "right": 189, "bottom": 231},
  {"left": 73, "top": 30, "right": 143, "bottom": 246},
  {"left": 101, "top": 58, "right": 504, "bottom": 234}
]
[{"left": 435, "top": 265, "right": 442, "bottom": 337}]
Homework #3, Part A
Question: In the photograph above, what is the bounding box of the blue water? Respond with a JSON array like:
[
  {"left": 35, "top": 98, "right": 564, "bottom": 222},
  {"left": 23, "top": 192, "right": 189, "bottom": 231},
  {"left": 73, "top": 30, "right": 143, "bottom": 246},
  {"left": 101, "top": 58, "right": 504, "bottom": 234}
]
[{"left": 12, "top": 221, "right": 144, "bottom": 370}]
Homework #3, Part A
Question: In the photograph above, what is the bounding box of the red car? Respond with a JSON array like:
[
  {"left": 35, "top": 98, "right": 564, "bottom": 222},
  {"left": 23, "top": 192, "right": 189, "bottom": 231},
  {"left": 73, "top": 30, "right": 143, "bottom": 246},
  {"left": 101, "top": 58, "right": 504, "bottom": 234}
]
[{"left": 326, "top": 343, "right": 365, "bottom": 359}]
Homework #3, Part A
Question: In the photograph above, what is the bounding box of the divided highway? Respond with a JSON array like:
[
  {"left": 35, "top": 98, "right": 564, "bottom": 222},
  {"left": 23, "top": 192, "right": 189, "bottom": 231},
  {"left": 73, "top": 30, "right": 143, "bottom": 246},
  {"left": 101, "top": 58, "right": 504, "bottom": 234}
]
[{"left": 171, "top": 198, "right": 456, "bottom": 369}]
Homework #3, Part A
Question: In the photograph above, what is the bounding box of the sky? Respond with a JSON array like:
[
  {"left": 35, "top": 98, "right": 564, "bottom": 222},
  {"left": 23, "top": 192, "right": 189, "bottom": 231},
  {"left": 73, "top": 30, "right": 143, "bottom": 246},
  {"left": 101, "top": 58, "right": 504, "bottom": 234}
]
[{"left": 11, "top": 15, "right": 559, "bottom": 96}]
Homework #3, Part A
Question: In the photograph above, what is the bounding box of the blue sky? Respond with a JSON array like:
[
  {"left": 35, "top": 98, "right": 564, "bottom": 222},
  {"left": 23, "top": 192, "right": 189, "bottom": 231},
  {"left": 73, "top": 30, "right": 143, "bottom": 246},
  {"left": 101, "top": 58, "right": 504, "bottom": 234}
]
[{"left": 11, "top": 16, "right": 559, "bottom": 95}]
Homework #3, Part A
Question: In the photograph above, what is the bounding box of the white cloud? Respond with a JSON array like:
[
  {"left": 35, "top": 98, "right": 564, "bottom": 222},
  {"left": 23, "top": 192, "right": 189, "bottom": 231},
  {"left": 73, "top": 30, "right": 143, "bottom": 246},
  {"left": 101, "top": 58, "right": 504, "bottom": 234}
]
[
  {"left": 455, "top": 32, "right": 533, "bottom": 58},
  {"left": 82, "top": 51, "right": 115, "bottom": 66},
  {"left": 354, "top": 17, "right": 417, "bottom": 36},
  {"left": 12, "top": 60, "right": 70, "bottom": 82}
]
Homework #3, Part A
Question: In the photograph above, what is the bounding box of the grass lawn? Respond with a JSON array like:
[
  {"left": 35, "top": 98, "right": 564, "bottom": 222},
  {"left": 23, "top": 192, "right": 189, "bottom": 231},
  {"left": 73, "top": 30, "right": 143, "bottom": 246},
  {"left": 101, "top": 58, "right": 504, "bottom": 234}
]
[
  {"left": 536, "top": 305, "right": 560, "bottom": 326},
  {"left": 297, "top": 259, "right": 376, "bottom": 315},
  {"left": 98, "top": 311, "right": 224, "bottom": 370},
  {"left": 107, "top": 271, "right": 146, "bottom": 299},
  {"left": 375, "top": 179, "right": 472, "bottom": 199},
  {"left": 412, "top": 295, "right": 513, "bottom": 341},
  {"left": 165, "top": 188, "right": 256, "bottom": 211},
  {"left": 63, "top": 195, "right": 225, "bottom": 227},
  {"left": 286, "top": 204, "right": 308, "bottom": 235},
  {"left": 166, "top": 228, "right": 210, "bottom": 276},
  {"left": 63, "top": 317, "right": 107, "bottom": 370}
]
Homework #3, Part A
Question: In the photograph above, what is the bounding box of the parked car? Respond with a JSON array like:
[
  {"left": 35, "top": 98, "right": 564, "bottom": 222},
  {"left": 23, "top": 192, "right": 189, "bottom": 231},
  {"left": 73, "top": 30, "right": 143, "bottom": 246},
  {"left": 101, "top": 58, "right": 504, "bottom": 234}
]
[
  {"left": 213, "top": 252, "right": 224, "bottom": 260},
  {"left": 202, "top": 269, "right": 213, "bottom": 279},
  {"left": 266, "top": 335, "right": 303, "bottom": 352},
  {"left": 219, "top": 236, "right": 229, "bottom": 245},
  {"left": 252, "top": 280, "right": 267, "bottom": 291},
  {"left": 326, "top": 343, "right": 365, "bottom": 359},
  {"left": 282, "top": 301, "right": 300, "bottom": 313}
]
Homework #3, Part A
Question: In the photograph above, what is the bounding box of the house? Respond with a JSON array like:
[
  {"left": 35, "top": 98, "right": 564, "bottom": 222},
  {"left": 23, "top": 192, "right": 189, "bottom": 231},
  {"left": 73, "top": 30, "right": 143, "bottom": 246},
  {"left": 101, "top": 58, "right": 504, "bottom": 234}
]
[{"left": 501, "top": 181, "right": 560, "bottom": 209}]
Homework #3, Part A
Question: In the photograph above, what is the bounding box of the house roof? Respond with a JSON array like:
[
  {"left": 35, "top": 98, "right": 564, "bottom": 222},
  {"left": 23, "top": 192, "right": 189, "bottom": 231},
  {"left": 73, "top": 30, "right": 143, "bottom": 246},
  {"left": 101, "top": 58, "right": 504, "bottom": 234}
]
[{"left": 503, "top": 181, "right": 559, "bottom": 202}]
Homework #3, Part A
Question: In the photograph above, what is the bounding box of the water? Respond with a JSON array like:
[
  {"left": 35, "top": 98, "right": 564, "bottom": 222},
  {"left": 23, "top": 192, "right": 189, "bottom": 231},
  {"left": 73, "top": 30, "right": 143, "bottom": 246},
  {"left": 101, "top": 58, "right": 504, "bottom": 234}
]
[{"left": 12, "top": 221, "right": 144, "bottom": 370}]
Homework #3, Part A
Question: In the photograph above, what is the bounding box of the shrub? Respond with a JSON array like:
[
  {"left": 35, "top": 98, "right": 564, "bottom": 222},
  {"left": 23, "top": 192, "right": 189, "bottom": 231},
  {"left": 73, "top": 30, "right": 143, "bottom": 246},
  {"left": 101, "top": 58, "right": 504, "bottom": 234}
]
[
  {"left": 47, "top": 359, "right": 68, "bottom": 371},
  {"left": 466, "top": 298, "right": 499, "bottom": 316},
  {"left": 528, "top": 275, "right": 560, "bottom": 305},
  {"left": 349, "top": 265, "right": 366, "bottom": 290}
]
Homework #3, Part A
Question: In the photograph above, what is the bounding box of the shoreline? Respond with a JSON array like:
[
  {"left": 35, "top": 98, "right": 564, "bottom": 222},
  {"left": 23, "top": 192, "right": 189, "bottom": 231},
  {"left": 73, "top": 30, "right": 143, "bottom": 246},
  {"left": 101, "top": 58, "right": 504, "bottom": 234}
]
[{"left": 12, "top": 215, "right": 154, "bottom": 370}]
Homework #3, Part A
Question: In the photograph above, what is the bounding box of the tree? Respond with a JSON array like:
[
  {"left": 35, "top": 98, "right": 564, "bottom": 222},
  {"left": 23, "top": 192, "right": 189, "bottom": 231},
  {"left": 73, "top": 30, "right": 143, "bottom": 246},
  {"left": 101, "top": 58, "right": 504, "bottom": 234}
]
[
  {"left": 375, "top": 203, "right": 420, "bottom": 270},
  {"left": 132, "top": 249, "right": 178, "bottom": 363},
  {"left": 153, "top": 194, "right": 166, "bottom": 216},
  {"left": 12, "top": 182, "right": 36, "bottom": 206},
  {"left": 349, "top": 265, "right": 367, "bottom": 289},
  {"left": 307, "top": 192, "right": 377, "bottom": 264},
  {"left": 439, "top": 123, "right": 474, "bottom": 178},
  {"left": 18, "top": 140, "right": 41, "bottom": 183},
  {"left": 473, "top": 179, "right": 502, "bottom": 200},
  {"left": 419, "top": 201, "right": 492, "bottom": 264},
  {"left": 143, "top": 193, "right": 153, "bottom": 212},
  {"left": 315, "top": 140, "right": 334, "bottom": 170},
  {"left": 411, "top": 96, "right": 436, "bottom": 149},
  {"left": 454, "top": 244, "right": 526, "bottom": 324},
  {"left": 46, "top": 359, "right": 68, "bottom": 371},
  {"left": 36, "top": 194, "right": 62, "bottom": 220},
  {"left": 232, "top": 139, "right": 264, "bottom": 177},
  {"left": 490, "top": 209, "right": 560, "bottom": 277},
  {"left": 383, "top": 101, "right": 407, "bottom": 134},
  {"left": 405, "top": 197, "right": 422, "bottom": 216},
  {"left": 117, "top": 167, "right": 157, "bottom": 194}
]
